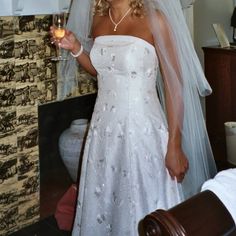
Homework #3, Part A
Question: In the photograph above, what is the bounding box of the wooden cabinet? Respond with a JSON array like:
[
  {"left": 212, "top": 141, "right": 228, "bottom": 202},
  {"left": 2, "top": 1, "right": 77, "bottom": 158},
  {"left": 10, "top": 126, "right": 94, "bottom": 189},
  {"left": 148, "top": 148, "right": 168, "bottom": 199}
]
[{"left": 203, "top": 46, "right": 236, "bottom": 165}]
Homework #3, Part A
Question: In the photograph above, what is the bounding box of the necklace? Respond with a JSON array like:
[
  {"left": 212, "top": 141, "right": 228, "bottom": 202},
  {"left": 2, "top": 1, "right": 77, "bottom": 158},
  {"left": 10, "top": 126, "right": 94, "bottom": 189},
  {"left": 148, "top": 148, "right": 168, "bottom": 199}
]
[{"left": 108, "top": 7, "right": 131, "bottom": 32}]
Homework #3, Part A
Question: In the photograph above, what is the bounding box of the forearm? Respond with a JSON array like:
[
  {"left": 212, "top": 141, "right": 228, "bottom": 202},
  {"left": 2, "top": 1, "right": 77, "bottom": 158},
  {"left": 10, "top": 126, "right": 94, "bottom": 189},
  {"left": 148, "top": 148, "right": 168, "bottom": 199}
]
[
  {"left": 165, "top": 87, "right": 183, "bottom": 148},
  {"left": 159, "top": 54, "right": 183, "bottom": 148},
  {"left": 154, "top": 10, "right": 184, "bottom": 148}
]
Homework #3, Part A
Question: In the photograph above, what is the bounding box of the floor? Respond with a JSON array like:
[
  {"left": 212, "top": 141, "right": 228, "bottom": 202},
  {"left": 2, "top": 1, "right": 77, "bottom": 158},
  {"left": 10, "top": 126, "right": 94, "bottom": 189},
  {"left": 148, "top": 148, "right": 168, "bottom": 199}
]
[
  {"left": 40, "top": 167, "right": 73, "bottom": 219},
  {"left": 9, "top": 215, "right": 71, "bottom": 236}
]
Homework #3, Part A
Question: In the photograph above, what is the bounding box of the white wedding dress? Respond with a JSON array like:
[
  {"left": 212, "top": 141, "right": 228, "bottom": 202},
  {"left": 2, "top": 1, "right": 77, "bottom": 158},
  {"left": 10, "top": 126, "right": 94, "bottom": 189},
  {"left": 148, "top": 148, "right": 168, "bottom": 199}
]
[{"left": 72, "top": 35, "right": 183, "bottom": 236}]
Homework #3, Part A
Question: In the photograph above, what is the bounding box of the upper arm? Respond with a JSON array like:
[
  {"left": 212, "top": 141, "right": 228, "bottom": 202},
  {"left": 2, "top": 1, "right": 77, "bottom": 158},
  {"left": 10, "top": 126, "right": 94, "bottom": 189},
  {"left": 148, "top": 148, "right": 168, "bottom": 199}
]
[{"left": 154, "top": 10, "right": 181, "bottom": 82}]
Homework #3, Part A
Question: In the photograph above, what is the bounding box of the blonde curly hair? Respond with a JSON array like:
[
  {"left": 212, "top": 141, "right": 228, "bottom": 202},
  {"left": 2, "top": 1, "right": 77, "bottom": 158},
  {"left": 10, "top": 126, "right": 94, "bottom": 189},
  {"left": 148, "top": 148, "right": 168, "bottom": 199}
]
[{"left": 94, "top": 0, "right": 145, "bottom": 17}]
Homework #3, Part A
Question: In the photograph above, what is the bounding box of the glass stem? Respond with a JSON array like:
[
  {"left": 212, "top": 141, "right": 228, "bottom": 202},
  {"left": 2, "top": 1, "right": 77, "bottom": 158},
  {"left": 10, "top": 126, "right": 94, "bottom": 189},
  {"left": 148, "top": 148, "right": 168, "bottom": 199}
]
[{"left": 57, "top": 43, "right": 62, "bottom": 59}]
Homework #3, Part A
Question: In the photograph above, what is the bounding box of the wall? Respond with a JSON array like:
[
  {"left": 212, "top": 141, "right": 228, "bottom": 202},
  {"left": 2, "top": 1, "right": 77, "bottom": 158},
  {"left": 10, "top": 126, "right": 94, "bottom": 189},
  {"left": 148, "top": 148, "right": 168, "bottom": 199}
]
[
  {"left": 194, "top": 0, "right": 234, "bottom": 64},
  {"left": 0, "top": 0, "right": 71, "bottom": 16},
  {"left": 0, "top": 15, "right": 96, "bottom": 236}
]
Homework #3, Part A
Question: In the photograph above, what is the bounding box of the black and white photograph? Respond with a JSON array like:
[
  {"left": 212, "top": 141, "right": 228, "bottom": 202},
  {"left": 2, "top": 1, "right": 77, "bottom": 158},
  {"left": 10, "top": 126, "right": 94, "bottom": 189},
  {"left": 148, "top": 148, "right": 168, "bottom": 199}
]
[
  {"left": 14, "top": 15, "right": 51, "bottom": 36},
  {"left": 0, "top": 156, "right": 17, "bottom": 186},
  {"left": 15, "top": 84, "right": 43, "bottom": 107},
  {"left": 0, "top": 206, "right": 18, "bottom": 235},
  {"left": 0, "top": 17, "right": 14, "bottom": 40},
  {"left": 0, "top": 136, "right": 17, "bottom": 158},
  {"left": 0, "top": 39, "right": 14, "bottom": 60},
  {"left": 0, "top": 87, "right": 16, "bottom": 108},
  {"left": 17, "top": 126, "right": 38, "bottom": 153},
  {"left": 0, "top": 108, "right": 16, "bottom": 138},
  {"left": 0, "top": 61, "right": 15, "bottom": 85},
  {"left": 16, "top": 106, "right": 38, "bottom": 130}
]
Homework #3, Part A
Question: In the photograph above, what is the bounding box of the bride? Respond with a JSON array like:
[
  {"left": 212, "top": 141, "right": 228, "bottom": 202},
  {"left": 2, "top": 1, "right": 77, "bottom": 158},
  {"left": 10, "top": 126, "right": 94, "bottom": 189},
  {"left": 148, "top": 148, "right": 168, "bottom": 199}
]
[{"left": 51, "top": 0, "right": 217, "bottom": 235}]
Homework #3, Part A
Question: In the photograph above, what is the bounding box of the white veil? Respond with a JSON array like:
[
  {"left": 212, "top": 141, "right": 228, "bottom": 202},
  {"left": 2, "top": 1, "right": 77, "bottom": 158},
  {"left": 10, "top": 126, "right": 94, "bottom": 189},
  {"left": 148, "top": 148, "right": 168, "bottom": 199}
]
[
  {"left": 59, "top": 0, "right": 217, "bottom": 198},
  {"left": 57, "top": 0, "right": 94, "bottom": 99},
  {"left": 144, "top": 0, "right": 217, "bottom": 198}
]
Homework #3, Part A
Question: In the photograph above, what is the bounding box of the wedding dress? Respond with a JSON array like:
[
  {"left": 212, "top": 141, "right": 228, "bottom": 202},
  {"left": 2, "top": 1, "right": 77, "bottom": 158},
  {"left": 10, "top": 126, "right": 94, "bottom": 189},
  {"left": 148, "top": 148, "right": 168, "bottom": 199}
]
[
  {"left": 72, "top": 35, "right": 183, "bottom": 236},
  {"left": 60, "top": 0, "right": 217, "bottom": 201}
]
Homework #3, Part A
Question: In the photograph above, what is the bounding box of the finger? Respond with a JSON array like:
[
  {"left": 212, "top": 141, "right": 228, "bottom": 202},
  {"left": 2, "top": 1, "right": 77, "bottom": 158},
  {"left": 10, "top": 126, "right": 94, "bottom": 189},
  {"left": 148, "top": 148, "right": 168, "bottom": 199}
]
[
  {"left": 167, "top": 169, "right": 175, "bottom": 180},
  {"left": 50, "top": 37, "right": 56, "bottom": 44},
  {"left": 185, "top": 162, "right": 189, "bottom": 172},
  {"left": 185, "top": 166, "right": 189, "bottom": 173},
  {"left": 49, "top": 26, "right": 55, "bottom": 36},
  {"left": 177, "top": 169, "right": 186, "bottom": 180},
  {"left": 177, "top": 173, "right": 185, "bottom": 183},
  {"left": 65, "top": 29, "right": 71, "bottom": 36},
  {"left": 177, "top": 178, "right": 184, "bottom": 183}
]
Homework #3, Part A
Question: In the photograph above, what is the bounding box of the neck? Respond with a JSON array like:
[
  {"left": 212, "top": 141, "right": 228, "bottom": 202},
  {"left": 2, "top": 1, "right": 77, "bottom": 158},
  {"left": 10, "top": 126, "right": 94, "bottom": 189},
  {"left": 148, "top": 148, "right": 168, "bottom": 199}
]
[
  {"left": 110, "top": 1, "right": 130, "bottom": 19},
  {"left": 108, "top": 5, "right": 131, "bottom": 32}
]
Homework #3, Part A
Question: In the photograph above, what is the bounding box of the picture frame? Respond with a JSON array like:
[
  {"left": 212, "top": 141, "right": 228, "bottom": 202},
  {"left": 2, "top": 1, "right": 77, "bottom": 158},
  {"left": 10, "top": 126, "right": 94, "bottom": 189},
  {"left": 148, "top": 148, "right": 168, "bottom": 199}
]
[{"left": 212, "top": 23, "right": 230, "bottom": 48}]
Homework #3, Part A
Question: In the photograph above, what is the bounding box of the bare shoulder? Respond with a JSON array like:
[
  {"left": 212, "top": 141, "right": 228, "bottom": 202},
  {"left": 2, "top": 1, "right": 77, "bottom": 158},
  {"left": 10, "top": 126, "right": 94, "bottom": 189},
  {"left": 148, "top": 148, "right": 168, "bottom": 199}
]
[
  {"left": 92, "top": 14, "right": 102, "bottom": 27},
  {"left": 91, "top": 14, "right": 102, "bottom": 36},
  {"left": 129, "top": 15, "right": 154, "bottom": 45},
  {"left": 91, "top": 14, "right": 109, "bottom": 38}
]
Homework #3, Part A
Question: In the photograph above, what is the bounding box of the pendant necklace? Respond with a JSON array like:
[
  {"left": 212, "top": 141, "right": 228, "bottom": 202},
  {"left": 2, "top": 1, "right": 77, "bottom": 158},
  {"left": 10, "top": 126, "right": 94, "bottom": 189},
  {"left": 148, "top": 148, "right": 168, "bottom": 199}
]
[{"left": 109, "top": 7, "right": 132, "bottom": 32}]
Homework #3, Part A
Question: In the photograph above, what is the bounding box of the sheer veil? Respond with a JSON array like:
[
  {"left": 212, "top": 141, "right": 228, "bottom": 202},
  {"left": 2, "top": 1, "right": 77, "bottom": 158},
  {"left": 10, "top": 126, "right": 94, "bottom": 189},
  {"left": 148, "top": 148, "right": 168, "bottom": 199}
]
[
  {"left": 57, "top": 0, "right": 94, "bottom": 99},
  {"left": 59, "top": 0, "right": 217, "bottom": 198}
]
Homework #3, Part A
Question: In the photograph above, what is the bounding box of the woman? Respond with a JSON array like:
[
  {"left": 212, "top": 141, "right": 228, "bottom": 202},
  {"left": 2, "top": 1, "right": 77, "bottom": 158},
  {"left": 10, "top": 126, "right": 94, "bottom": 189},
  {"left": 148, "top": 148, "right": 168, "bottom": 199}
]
[{"left": 51, "top": 0, "right": 217, "bottom": 235}]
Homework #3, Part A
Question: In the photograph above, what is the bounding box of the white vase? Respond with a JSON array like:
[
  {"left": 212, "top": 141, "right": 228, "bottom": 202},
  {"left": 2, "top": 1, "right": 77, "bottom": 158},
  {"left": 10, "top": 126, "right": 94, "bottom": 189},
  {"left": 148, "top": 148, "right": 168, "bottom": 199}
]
[
  {"left": 59, "top": 119, "right": 89, "bottom": 182},
  {"left": 224, "top": 122, "right": 236, "bottom": 165}
]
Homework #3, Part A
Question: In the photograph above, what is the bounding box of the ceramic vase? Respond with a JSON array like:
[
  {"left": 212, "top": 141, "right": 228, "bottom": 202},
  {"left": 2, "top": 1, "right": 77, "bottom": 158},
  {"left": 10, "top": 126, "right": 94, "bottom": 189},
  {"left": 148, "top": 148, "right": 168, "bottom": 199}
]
[{"left": 59, "top": 119, "right": 89, "bottom": 182}]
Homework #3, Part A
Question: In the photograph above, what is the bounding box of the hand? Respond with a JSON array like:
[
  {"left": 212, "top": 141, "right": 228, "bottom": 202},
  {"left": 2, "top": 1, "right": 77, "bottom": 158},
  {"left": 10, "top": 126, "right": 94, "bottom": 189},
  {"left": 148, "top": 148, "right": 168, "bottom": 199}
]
[
  {"left": 50, "top": 26, "right": 81, "bottom": 54},
  {"left": 165, "top": 144, "right": 189, "bottom": 183}
]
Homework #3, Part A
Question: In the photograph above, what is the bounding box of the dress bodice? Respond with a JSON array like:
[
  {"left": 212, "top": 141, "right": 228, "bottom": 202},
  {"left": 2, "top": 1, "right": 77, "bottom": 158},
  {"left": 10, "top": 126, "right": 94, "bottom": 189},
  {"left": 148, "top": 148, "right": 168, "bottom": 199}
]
[
  {"left": 90, "top": 35, "right": 165, "bottom": 123},
  {"left": 90, "top": 35, "right": 159, "bottom": 93}
]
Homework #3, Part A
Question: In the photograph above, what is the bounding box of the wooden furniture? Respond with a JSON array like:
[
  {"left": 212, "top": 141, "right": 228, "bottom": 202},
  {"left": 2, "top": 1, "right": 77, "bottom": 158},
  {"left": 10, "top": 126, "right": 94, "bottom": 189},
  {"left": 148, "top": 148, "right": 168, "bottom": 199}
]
[
  {"left": 202, "top": 46, "right": 236, "bottom": 166},
  {"left": 143, "top": 190, "right": 236, "bottom": 236}
]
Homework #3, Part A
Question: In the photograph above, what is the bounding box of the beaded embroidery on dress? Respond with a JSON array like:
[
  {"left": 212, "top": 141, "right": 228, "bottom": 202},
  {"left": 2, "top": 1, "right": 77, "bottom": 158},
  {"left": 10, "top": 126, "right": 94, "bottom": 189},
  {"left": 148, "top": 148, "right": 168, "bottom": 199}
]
[{"left": 72, "top": 35, "right": 183, "bottom": 236}]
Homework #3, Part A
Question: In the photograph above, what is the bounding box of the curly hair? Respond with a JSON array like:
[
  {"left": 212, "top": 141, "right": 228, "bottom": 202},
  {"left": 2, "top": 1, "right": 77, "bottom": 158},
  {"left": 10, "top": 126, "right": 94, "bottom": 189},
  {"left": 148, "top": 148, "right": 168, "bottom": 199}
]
[{"left": 94, "top": 0, "right": 145, "bottom": 17}]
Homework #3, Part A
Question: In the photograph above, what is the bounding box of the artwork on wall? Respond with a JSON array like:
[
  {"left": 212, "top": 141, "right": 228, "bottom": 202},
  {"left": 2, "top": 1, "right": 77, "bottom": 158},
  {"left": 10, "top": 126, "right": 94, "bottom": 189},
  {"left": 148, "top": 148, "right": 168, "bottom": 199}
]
[
  {"left": 0, "top": 14, "right": 97, "bottom": 235},
  {"left": 212, "top": 23, "right": 230, "bottom": 48},
  {"left": 0, "top": 15, "right": 19, "bottom": 235},
  {"left": 180, "top": 0, "right": 196, "bottom": 9}
]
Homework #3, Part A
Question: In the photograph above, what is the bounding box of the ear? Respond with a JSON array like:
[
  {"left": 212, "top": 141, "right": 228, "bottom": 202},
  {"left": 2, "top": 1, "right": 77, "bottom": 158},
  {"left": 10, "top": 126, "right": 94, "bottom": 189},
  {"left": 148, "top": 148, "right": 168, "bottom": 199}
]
[{"left": 180, "top": 0, "right": 196, "bottom": 9}]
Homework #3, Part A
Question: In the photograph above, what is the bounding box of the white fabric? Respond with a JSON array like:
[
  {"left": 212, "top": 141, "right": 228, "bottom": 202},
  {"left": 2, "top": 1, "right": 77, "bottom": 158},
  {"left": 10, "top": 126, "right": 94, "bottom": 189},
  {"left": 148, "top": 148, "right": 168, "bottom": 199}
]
[
  {"left": 201, "top": 168, "right": 236, "bottom": 224},
  {"left": 72, "top": 35, "right": 183, "bottom": 236},
  {"left": 61, "top": 0, "right": 217, "bottom": 201},
  {"left": 145, "top": 0, "right": 217, "bottom": 198}
]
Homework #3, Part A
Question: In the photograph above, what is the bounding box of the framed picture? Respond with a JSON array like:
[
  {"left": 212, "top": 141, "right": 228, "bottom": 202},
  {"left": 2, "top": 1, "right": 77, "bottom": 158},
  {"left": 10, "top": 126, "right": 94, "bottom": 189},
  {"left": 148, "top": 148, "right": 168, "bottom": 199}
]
[{"left": 212, "top": 23, "right": 230, "bottom": 48}]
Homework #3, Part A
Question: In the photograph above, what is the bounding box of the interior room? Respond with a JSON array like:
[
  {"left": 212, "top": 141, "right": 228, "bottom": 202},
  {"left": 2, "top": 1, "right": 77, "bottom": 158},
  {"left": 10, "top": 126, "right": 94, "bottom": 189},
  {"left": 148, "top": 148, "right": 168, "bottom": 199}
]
[{"left": 0, "top": 0, "right": 235, "bottom": 235}]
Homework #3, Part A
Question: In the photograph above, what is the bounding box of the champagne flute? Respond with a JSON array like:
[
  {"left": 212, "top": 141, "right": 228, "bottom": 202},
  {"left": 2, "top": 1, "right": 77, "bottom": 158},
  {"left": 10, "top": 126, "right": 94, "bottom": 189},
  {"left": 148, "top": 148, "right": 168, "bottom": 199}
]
[{"left": 51, "top": 12, "right": 67, "bottom": 61}]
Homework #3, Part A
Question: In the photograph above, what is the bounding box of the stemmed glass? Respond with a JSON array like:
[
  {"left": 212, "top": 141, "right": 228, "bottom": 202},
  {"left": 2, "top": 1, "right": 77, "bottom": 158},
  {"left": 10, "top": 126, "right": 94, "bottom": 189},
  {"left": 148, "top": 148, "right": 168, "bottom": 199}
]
[{"left": 51, "top": 12, "right": 67, "bottom": 61}]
